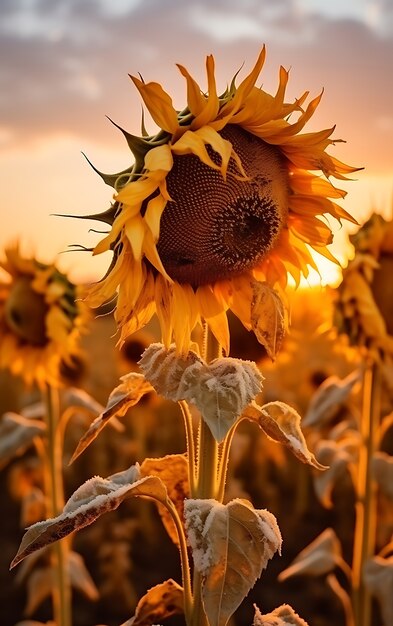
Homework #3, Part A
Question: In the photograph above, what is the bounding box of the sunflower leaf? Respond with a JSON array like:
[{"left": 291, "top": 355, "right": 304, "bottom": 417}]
[
  {"left": 119, "top": 579, "right": 184, "bottom": 626},
  {"left": 185, "top": 498, "right": 281, "bottom": 626},
  {"left": 0, "top": 412, "right": 46, "bottom": 470},
  {"left": 242, "top": 401, "right": 326, "bottom": 469},
  {"left": 69, "top": 373, "right": 153, "bottom": 463},
  {"left": 140, "top": 454, "right": 189, "bottom": 545},
  {"left": 253, "top": 603, "right": 310, "bottom": 625},
  {"left": 10, "top": 465, "right": 168, "bottom": 569}
]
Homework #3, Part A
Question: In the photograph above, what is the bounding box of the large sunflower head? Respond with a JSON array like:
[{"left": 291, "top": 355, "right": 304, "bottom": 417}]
[
  {"left": 334, "top": 213, "right": 393, "bottom": 361},
  {"left": 84, "top": 47, "right": 359, "bottom": 355},
  {"left": 0, "top": 245, "right": 88, "bottom": 387}
]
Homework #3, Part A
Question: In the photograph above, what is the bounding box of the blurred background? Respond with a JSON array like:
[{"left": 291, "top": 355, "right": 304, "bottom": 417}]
[
  {"left": 1, "top": 0, "right": 392, "bottom": 285},
  {"left": 1, "top": 1, "right": 393, "bottom": 625}
]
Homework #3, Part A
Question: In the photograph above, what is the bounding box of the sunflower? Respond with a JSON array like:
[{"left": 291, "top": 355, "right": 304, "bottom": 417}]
[
  {"left": 0, "top": 245, "right": 88, "bottom": 387},
  {"left": 334, "top": 213, "right": 393, "bottom": 361},
  {"left": 84, "top": 47, "right": 359, "bottom": 355}
]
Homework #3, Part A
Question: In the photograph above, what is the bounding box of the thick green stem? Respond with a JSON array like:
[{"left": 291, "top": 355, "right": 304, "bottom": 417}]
[
  {"left": 44, "top": 385, "right": 72, "bottom": 626},
  {"left": 352, "top": 362, "right": 380, "bottom": 626}
]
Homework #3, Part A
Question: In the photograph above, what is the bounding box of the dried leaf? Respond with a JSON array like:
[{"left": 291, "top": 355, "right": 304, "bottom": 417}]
[
  {"left": 140, "top": 455, "right": 189, "bottom": 545},
  {"left": 0, "top": 412, "right": 46, "bottom": 470},
  {"left": 119, "top": 579, "right": 183, "bottom": 625},
  {"left": 69, "top": 551, "right": 99, "bottom": 601},
  {"left": 313, "top": 440, "right": 356, "bottom": 507},
  {"left": 11, "top": 464, "right": 168, "bottom": 568},
  {"left": 70, "top": 373, "right": 153, "bottom": 463},
  {"left": 242, "top": 401, "right": 326, "bottom": 470},
  {"left": 140, "top": 344, "right": 263, "bottom": 442},
  {"left": 251, "top": 282, "right": 285, "bottom": 360},
  {"left": 278, "top": 528, "right": 343, "bottom": 581},
  {"left": 372, "top": 452, "right": 393, "bottom": 500},
  {"left": 24, "top": 566, "right": 54, "bottom": 615},
  {"left": 185, "top": 498, "right": 282, "bottom": 626},
  {"left": 302, "top": 371, "right": 359, "bottom": 429},
  {"left": 364, "top": 556, "right": 393, "bottom": 626},
  {"left": 253, "top": 603, "right": 310, "bottom": 625},
  {"left": 63, "top": 387, "right": 105, "bottom": 415}
]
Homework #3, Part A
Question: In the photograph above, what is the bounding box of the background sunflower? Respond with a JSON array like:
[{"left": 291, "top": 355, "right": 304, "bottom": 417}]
[{"left": 0, "top": 245, "right": 88, "bottom": 387}]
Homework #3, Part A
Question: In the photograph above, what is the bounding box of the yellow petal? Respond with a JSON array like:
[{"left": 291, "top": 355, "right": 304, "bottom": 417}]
[
  {"left": 130, "top": 76, "right": 180, "bottom": 134},
  {"left": 196, "top": 285, "right": 230, "bottom": 354},
  {"left": 171, "top": 130, "right": 220, "bottom": 171},
  {"left": 177, "top": 63, "right": 206, "bottom": 116},
  {"left": 190, "top": 55, "right": 219, "bottom": 130},
  {"left": 124, "top": 214, "right": 146, "bottom": 260},
  {"left": 144, "top": 194, "right": 168, "bottom": 241},
  {"left": 144, "top": 144, "right": 173, "bottom": 172}
]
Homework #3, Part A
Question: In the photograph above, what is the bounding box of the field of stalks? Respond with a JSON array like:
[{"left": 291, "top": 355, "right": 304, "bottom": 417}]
[{"left": 1, "top": 283, "right": 392, "bottom": 626}]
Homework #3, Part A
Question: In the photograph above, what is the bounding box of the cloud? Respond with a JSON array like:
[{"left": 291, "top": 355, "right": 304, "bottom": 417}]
[{"left": 0, "top": 0, "right": 392, "bottom": 173}]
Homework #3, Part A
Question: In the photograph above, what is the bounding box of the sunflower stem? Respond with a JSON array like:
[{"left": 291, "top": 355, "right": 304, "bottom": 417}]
[
  {"left": 352, "top": 361, "right": 380, "bottom": 626},
  {"left": 180, "top": 400, "right": 197, "bottom": 496},
  {"left": 43, "top": 385, "right": 72, "bottom": 626}
]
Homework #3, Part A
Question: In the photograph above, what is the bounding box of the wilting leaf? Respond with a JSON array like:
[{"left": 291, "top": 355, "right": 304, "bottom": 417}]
[
  {"left": 313, "top": 439, "right": 356, "bottom": 507},
  {"left": 63, "top": 387, "right": 105, "bottom": 415},
  {"left": 302, "top": 371, "right": 360, "bottom": 429},
  {"left": 69, "top": 551, "right": 99, "bottom": 601},
  {"left": 0, "top": 412, "right": 46, "bottom": 470},
  {"left": 119, "top": 579, "right": 183, "bottom": 626},
  {"left": 372, "top": 452, "right": 393, "bottom": 500},
  {"left": 242, "top": 401, "right": 326, "bottom": 470},
  {"left": 140, "top": 344, "right": 263, "bottom": 442},
  {"left": 140, "top": 455, "right": 189, "bottom": 545},
  {"left": 185, "top": 498, "right": 281, "bottom": 626},
  {"left": 253, "top": 603, "right": 310, "bottom": 625},
  {"left": 70, "top": 373, "right": 153, "bottom": 463},
  {"left": 24, "top": 566, "right": 55, "bottom": 615},
  {"left": 251, "top": 282, "right": 286, "bottom": 360},
  {"left": 278, "top": 528, "right": 344, "bottom": 581},
  {"left": 364, "top": 556, "right": 393, "bottom": 626},
  {"left": 11, "top": 465, "right": 168, "bottom": 568}
]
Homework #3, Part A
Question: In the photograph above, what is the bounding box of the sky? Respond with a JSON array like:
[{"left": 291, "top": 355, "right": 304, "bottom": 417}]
[{"left": 1, "top": 0, "right": 392, "bottom": 285}]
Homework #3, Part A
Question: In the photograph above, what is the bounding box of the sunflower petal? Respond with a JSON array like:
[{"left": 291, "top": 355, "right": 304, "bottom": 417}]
[{"left": 130, "top": 76, "right": 179, "bottom": 134}]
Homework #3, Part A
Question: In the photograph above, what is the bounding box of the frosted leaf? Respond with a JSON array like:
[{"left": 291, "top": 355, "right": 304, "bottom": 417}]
[
  {"left": 372, "top": 452, "right": 393, "bottom": 499},
  {"left": 253, "top": 603, "right": 310, "bottom": 625},
  {"left": 70, "top": 372, "right": 153, "bottom": 463},
  {"left": 140, "top": 344, "right": 262, "bottom": 442},
  {"left": 140, "top": 455, "right": 189, "bottom": 545},
  {"left": 302, "top": 371, "right": 359, "bottom": 429},
  {"left": 119, "top": 579, "right": 183, "bottom": 625},
  {"left": 184, "top": 498, "right": 282, "bottom": 626},
  {"left": 278, "top": 528, "right": 343, "bottom": 581},
  {"left": 251, "top": 281, "right": 286, "bottom": 360},
  {"left": 242, "top": 401, "right": 325, "bottom": 470},
  {"left": 364, "top": 556, "right": 393, "bottom": 626},
  {"left": 11, "top": 464, "right": 168, "bottom": 568},
  {"left": 313, "top": 440, "right": 356, "bottom": 507},
  {"left": 0, "top": 412, "right": 46, "bottom": 470},
  {"left": 138, "top": 343, "right": 203, "bottom": 399}
]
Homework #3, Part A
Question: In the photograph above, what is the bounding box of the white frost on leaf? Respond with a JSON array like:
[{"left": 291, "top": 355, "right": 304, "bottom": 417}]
[
  {"left": 242, "top": 401, "right": 325, "bottom": 470},
  {"left": 253, "top": 603, "right": 310, "bottom": 625},
  {"left": 184, "top": 498, "right": 281, "bottom": 626},
  {"left": 10, "top": 464, "right": 169, "bottom": 569},
  {"left": 139, "top": 344, "right": 263, "bottom": 442},
  {"left": 70, "top": 372, "right": 153, "bottom": 463}
]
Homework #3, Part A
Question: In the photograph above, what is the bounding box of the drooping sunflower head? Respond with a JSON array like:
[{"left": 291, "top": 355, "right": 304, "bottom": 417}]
[
  {"left": 84, "top": 47, "right": 360, "bottom": 356},
  {"left": 0, "top": 245, "right": 89, "bottom": 387},
  {"left": 334, "top": 213, "right": 393, "bottom": 361}
]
